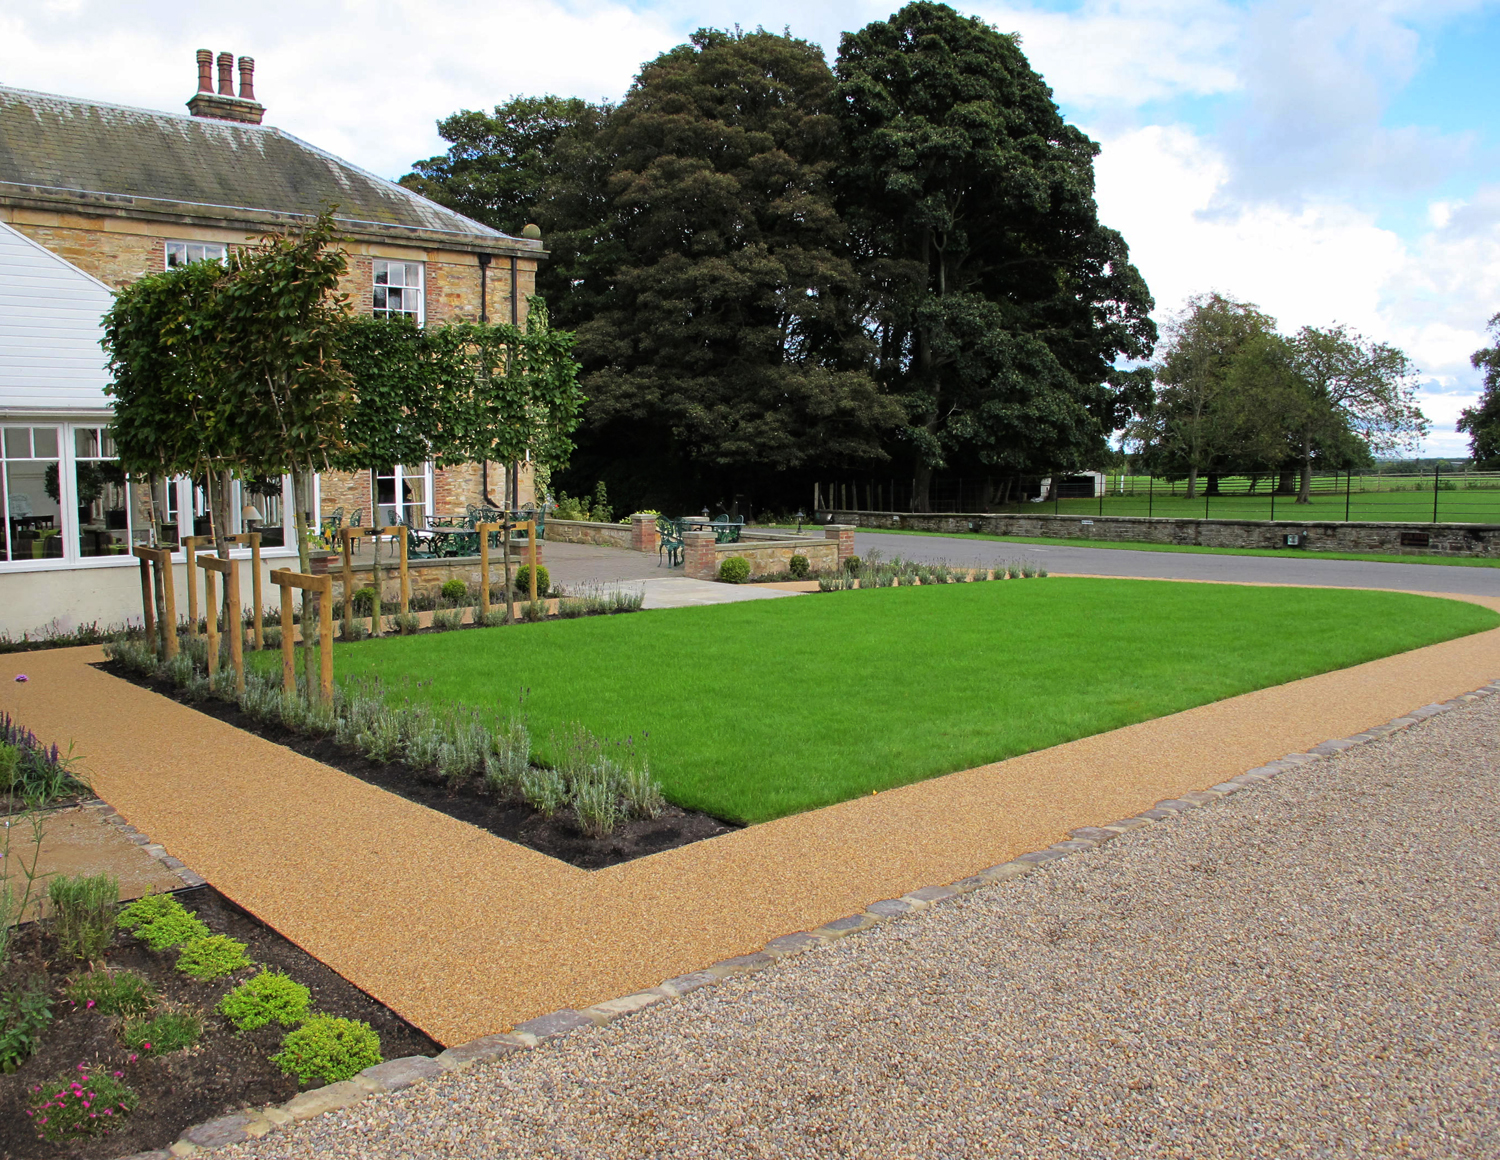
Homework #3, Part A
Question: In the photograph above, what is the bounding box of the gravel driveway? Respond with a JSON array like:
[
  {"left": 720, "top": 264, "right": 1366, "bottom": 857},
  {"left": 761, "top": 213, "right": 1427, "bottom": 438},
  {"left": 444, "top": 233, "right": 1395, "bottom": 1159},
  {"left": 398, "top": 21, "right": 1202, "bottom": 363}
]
[{"left": 225, "top": 693, "right": 1500, "bottom": 1159}]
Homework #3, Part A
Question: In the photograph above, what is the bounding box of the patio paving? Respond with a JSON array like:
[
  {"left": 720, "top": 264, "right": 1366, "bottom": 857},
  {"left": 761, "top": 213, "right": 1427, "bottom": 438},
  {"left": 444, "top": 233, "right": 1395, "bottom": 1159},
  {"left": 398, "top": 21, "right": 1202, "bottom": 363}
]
[
  {"left": 1, "top": 586, "right": 1495, "bottom": 1050},
  {"left": 544, "top": 540, "right": 805, "bottom": 608}
]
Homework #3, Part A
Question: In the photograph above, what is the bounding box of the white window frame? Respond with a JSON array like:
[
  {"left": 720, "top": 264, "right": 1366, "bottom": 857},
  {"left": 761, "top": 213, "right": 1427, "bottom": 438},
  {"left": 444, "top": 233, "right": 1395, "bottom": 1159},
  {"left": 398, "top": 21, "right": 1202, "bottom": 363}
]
[
  {"left": 165, "top": 241, "right": 227, "bottom": 269},
  {"left": 372, "top": 463, "right": 433, "bottom": 527},
  {"left": 372, "top": 260, "right": 425, "bottom": 324},
  {"left": 0, "top": 415, "right": 303, "bottom": 572}
]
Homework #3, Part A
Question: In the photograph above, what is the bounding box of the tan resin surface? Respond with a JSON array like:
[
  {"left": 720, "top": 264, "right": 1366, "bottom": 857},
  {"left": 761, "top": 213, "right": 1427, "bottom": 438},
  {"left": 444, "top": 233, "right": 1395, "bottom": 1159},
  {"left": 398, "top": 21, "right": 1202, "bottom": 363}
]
[{"left": 3, "top": 584, "right": 1496, "bottom": 1046}]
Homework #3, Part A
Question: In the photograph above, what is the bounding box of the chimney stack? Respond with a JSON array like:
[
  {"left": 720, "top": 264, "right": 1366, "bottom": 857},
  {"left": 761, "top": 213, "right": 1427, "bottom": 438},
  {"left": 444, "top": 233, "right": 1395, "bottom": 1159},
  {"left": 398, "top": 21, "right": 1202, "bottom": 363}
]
[{"left": 187, "top": 48, "right": 266, "bottom": 125}]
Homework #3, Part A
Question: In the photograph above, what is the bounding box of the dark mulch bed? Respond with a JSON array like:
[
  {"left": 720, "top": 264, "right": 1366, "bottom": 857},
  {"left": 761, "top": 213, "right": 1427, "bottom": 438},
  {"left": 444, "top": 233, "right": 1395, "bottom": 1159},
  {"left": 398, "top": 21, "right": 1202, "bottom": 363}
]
[
  {"left": 95, "top": 663, "right": 740, "bottom": 870},
  {"left": 0, "top": 886, "right": 439, "bottom": 1159}
]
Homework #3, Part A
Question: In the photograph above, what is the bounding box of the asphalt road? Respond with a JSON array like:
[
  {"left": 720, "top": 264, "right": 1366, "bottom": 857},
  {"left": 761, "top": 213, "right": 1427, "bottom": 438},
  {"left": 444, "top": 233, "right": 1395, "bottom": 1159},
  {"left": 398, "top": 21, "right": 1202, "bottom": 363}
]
[{"left": 853, "top": 530, "right": 1500, "bottom": 596}]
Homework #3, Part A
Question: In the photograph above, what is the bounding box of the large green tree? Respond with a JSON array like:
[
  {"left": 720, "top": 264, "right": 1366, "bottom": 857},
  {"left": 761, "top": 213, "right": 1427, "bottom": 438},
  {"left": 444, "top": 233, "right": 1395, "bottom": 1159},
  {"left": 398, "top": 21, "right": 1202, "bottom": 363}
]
[
  {"left": 566, "top": 28, "right": 902, "bottom": 509},
  {"left": 835, "top": 2, "right": 1156, "bottom": 509},
  {"left": 1459, "top": 314, "right": 1500, "bottom": 469}
]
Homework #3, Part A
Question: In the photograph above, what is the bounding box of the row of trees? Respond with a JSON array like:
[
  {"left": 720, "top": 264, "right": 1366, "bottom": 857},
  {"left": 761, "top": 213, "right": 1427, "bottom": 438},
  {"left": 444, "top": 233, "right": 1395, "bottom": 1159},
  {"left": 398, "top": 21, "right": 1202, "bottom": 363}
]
[
  {"left": 403, "top": 3, "right": 1156, "bottom": 512},
  {"left": 1132, "top": 293, "right": 1428, "bottom": 502},
  {"left": 1460, "top": 315, "right": 1500, "bottom": 469},
  {"left": 102, "top": 211, "right": 582, "bottom": 672}
]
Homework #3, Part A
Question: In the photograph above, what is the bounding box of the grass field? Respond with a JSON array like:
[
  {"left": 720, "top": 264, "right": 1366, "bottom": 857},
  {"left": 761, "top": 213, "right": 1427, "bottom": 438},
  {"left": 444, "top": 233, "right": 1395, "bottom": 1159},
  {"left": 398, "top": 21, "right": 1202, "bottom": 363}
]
[
  {"left": 318, "top": 580, "right": 1498, "bottom": 825},
  {"left": 849, "top": 526, "right": 1500, "bottom": 568}
]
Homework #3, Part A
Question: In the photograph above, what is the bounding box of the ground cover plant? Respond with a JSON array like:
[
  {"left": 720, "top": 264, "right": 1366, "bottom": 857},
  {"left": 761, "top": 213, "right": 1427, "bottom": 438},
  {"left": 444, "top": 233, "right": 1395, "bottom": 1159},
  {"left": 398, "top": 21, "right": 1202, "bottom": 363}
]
[
  {"left": 326, "top": 579, "right": 1498, "bottom": 823},
  {"left": 0, "top": 886, "right": 436, "bottom": 1159}
]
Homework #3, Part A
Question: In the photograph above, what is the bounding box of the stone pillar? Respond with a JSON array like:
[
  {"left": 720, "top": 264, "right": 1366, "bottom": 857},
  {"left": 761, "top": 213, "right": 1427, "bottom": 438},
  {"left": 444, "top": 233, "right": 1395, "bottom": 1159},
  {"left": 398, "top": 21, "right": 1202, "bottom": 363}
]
[
  {"left": 684, "top": 530, "right": 718, "bottom": 580},
  {"left": 824, "top": 524, "right": 855, "bottom": 567},
  {"left": 630, "top": 513, "right": 660, "bottom": 554}
]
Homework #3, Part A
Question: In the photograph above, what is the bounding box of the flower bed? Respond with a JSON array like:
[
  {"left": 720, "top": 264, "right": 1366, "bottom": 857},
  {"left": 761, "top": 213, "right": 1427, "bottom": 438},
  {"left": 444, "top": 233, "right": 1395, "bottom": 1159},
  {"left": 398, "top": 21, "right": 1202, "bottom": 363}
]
[{"left": 0, "top": 885, "right": 437, "bottom": 1158}]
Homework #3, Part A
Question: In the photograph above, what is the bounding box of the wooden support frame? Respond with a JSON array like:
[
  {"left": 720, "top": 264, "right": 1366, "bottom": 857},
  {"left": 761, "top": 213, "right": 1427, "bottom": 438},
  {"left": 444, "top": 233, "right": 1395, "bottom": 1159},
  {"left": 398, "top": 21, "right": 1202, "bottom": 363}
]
[
  {"left": 195, "top": 553, "right": 243, "bottom": 694},
  {"left": 340, "top": 525, "right": 408, "bottom": 637},
  {"left": 526, "top": 518, "right": 538, "bottom": 602},
  {"left": 477, "top": 522, "right": 498, "bottom": 620},
  {"left": 181, "top": 535, "right": 213, "bottom": 637},
  {"left": 270, "top": 569, "right": 334, "bottom": 703},
  {"left": 225, "top": 532, "right": 263, "bottom": 649},
  {"left": 131, "top": 545, "right": 178, "bottom": 659}
]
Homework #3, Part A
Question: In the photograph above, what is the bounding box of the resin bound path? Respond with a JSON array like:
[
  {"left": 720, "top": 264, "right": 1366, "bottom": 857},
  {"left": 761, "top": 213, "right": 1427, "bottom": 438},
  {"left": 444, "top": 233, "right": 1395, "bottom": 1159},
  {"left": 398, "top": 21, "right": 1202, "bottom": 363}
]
[{"left": 3, "top": 589, "right": 1498, "bottom": 1048}]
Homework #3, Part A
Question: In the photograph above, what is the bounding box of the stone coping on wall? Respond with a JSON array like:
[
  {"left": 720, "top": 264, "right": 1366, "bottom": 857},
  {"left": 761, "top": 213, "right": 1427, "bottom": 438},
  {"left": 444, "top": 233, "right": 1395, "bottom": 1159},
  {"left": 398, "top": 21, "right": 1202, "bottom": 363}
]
[
  {"left": 827, "top": 510, "right": 1500, "bottom": 558},
  {"left": 545, "top": 519, "right": 633, "bottom": 548}
]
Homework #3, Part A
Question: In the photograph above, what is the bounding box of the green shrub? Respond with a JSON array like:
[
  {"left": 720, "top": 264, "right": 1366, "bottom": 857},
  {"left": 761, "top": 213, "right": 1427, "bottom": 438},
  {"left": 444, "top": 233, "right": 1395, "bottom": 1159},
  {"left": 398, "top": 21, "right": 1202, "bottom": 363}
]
[
  {"left": 440, "top": 579, "right": 468, "bottom": 604},
  {"left": 273, "top": 1015, "right": 382, "bottom": 1084},
  {"left": 175, "top": 934, "right": 252, "bottom": 981},
  {"left": 431, "top": 607, "right": 465, "bottom": 631},
  {"left": 513, "top": 564, "right": 549, "bottom": 596},
  {"left": 843, "top": 554, "right": 861, "bottom": 574},
  {"left": 0, "top": 743, "right": 18, "bottom": 791},
  {"left": 391, "top": 612, "right": 421, "bottom": 635},
  {"left": 48, "top": 873, "right": 118, "bottom": 962},
  {"left": 28, "top": 1066, "right": 137, "bottom": 1141},
  {"left": 339, "top": 619, "right": 370, "bottom": 641},
  {"left": 349, "top": 586, "right": 377, "bottom": 614},
  {"left": 64, "top": 970, "right": 157, "bottom": 1018},
  {"left": 0, "top": 980, "right": 52, "bottom": 1073},
  {"left": 218, "top": 970, "right": 312, "bottom": 1031},
  {"left": 118, "top": 893, "right": 208, "bottom": 951},
  {"left": 788, "top": 555, "right": 810, "bottom": 578},
  {"left": 718, "top": 556, "right": 751, "bottom": 584},
  {"left": 123, "top": 1008, "right": 202, "bottom": 1055}
]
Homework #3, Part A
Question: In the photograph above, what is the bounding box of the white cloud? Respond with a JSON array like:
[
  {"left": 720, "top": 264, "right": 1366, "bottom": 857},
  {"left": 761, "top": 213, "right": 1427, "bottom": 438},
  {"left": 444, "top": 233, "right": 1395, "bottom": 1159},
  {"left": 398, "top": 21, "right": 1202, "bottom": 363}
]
[{"left": 1094, "top": 123, "right": 1496, "bottom": 455}]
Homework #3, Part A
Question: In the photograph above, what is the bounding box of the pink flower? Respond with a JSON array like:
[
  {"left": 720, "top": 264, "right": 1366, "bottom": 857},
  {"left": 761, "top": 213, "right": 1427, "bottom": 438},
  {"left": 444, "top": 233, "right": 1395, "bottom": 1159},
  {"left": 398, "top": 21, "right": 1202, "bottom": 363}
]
[
  {"left": 86, "top": 999, "right": 95, "bottom": 1008},
  {"left": 142, "top": 1042, "right": 152, "bottom": 1051},
  {"left": 113, "top": 1071, "right": 123, "bottom": 1078},
  {"left": 127, "top": 1054, "right": 138, "bottom": 1063},
  {"left": 14, "top": 674, "right": 27, "bottom": 682}
]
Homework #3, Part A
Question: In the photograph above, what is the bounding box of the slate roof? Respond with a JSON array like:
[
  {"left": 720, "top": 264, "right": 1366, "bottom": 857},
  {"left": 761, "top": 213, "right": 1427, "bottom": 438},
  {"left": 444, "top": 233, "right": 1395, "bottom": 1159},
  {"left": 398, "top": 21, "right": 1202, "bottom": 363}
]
[{"left": 0, "top": 85, "right": 524, "bottom": 251}]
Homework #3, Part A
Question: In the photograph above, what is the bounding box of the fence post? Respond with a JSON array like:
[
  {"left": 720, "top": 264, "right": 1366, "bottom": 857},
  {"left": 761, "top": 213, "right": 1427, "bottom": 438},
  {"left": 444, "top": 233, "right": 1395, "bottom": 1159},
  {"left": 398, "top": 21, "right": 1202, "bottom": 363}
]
[
  {"left": 1271, "top": 487, "right": 1275, "bottom": 522},
  {"left": 1205, "top": 487, "right": 1210, "bottom": 520},
  {"left": 1433, "top": 463, "right": 1440, "bottom": 523},
  {"left": 1148, "top": 476, "right": 1153, "bottom": 519},
  {"left": 1345, "top": 471, "right": 1352, "bottom": 522},
  {"left": 136, "top": 552, "right": 156, "bottom": 648},
  {"left": 203, "top": 568, "right": 219, "bottom": 680},
  {"left": 159, "top": 550, "right": 177, "bottom": 659},
  {"left": 341, "top": 528, "right": 355, "bottom": 639},
  {"left": 528, "top": 520, "right": 539, "bottom": 602},
  {"left": 478, "top": 522, "right": 495, "bottom": 619},
  {"left": 278, "top": 575, "right": 295, "bottom": 695},
  {"left": 226, "top": 557, "right": 244, "bottom": 695},
  {"left": 399, "top": 526, "right": 410, "bottom": 616},
  {"left": 318, "top": 575, "right": 334, "bottom": 703}
]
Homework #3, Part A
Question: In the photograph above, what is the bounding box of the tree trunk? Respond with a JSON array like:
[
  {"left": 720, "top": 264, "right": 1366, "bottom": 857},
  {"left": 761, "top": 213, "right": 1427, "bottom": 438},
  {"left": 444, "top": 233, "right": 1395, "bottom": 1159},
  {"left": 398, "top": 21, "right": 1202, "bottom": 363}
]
[
  {"left": 1276, "top": 471, "right": 1296, "bottom": 495},
  {"left": 1205, "top": 473, "right": 1221, "bottom": 497},
  {"left": 912, "top": 462, "right": 933, "bottom": 512},
  {"left": 1184, "top": 466, "right": 1199, "bottom": 501},
  {"left": 1297, "top": 435, "right": 1313, "bottom": 504}
]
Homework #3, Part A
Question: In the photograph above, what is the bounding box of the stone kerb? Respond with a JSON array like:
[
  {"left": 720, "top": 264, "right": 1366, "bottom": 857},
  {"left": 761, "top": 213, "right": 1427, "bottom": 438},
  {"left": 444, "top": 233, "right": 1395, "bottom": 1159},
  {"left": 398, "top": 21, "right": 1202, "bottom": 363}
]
[{"left": 683, "top": 529, "right": 719, "bottom": 580}]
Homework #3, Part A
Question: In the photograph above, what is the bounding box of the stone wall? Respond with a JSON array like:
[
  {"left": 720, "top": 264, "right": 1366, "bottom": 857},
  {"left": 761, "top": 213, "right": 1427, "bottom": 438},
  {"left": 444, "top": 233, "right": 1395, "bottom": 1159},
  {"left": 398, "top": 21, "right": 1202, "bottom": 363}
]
[
  {"left": 831, "top": 510, "right": 1500, "bottom": 558},
  {"left": 309, "top": 545, "right": 545, "bottom": 603},
  {"left": 545, "top": 519, "right": 632, "bottom": 548},
  {"left": 684, "top": 526, "right": 848, "bottom": 580}
]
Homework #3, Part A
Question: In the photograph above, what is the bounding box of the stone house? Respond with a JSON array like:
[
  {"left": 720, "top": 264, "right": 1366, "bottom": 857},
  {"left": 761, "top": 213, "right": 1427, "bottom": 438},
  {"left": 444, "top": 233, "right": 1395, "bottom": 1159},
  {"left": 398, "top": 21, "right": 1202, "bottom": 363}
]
[{"left": 0, "top": 52, "right": 543, "bottom": 635}]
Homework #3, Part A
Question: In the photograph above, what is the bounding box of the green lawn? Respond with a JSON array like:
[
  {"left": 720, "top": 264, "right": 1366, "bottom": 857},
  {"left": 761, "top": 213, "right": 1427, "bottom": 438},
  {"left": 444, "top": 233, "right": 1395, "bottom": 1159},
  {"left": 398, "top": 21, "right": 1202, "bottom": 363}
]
[
  {"left": 849, "top": 526, "right": 1500, "bottom": 568},
  {"left": 318, "top": 580, "right": 1498, "bottom": 824}
]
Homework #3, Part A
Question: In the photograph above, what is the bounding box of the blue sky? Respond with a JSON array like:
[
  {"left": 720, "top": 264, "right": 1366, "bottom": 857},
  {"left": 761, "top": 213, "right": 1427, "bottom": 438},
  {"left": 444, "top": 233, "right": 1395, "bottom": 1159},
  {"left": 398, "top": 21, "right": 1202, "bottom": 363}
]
[{"left": 3, "top": 0, "right": 1497, "bottom": 455}]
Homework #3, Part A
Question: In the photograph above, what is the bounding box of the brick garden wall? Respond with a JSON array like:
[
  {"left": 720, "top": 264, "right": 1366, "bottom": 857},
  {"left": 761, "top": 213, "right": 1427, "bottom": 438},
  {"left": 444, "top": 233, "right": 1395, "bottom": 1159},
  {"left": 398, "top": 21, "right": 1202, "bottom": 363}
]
[{"left": 832, "top": 510, "right": 1500, "bottom": 558}]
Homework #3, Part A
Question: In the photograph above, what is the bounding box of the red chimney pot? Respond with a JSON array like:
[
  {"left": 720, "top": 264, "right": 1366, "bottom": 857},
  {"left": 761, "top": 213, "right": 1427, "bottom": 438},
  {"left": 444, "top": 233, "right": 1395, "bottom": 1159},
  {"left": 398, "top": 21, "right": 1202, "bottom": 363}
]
[
  {"left": 237, "top": 56, "right": 256, "bottom": 101},
  {"left": 196, "top": 49, "right": 213, "bottom": 93},
  {"left": 216, "top": 52, "right": 234, "bottom": 96}
]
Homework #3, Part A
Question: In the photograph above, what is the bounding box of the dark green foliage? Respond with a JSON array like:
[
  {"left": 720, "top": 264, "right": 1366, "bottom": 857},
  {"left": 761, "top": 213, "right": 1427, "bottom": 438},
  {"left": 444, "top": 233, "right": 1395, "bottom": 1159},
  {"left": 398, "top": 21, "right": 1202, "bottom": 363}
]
[
  {"left": 788, "top": 554, "right": 810, "bottom": 578},
  {"left": 1460, "top": 314, "right": 1500, "bottom": 468},
  {"left": 440, "top": 579, "right": 469, "bottom": 604},
  {"left": 175, "top": 934, "right": 252, "bottom": 981},
  {"left": 217, "top": 970, "right": 312, "bottom": 1032},
  {"left": 117, "top": 892, "right": 209, "bottom": 951},
  {"left": 718, "top": 556, "right": 751, "bottom": 583},
  {"left": 48, "top": 873, "right": 118, "bottom": 962},
  {"left": 123, "top": 1009, "right": 202, "bottom": 1055},
  {"left": 64, "top": 970, "right": 158, "bottom": 1018},
  {"left": 835, "top": 2, "right": 1155, "bottom": 507},
  {"left": 0, "top": 980, "right": 52, "bottom": 1073},
  {"left": 843, "top": 554, "right": 861, "bottom": 573},
  {"left": 28, "top": 1067, "right": 137, "bottom": 1141},
  {"left": 350, "top": 587, "right": 378, "bottom": 614},
  {"left": 273, "top": 1015, "right": 382, "bottom": 1084},
  {"left": 513, "top": 564, "right": 549, "bottom": 596}
]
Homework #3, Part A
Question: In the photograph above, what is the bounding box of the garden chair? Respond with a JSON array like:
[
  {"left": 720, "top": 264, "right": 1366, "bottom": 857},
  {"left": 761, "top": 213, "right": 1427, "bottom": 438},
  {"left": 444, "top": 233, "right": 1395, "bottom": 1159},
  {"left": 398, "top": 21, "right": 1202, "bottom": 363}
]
[
  {"left": 319, "top": 507, "right": 343, "bottom": 549},
  {"left": 657, "top": 516, "right": 683, "bottom": 567}
]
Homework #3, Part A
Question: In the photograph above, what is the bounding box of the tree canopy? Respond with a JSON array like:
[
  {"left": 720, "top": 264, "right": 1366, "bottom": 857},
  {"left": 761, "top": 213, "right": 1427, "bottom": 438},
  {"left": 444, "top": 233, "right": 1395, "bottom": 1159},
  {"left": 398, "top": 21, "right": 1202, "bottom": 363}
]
[{"left": 1459, "top": 314, "right": 1500, "bottom": 469}]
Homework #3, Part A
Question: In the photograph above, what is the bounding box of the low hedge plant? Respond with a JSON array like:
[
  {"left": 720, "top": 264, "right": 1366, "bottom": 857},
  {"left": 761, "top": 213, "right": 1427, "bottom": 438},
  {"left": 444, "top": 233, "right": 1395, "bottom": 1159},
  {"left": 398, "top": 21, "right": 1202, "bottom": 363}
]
[{"left": 273, "top": 1015, "right": 382, "bottom": 1084}]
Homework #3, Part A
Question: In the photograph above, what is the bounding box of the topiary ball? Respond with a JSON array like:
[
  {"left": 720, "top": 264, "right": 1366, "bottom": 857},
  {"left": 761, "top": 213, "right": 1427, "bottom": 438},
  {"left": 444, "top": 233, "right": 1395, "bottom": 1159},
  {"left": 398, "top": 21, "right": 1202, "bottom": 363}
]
[
  {"left": 439, "top": 579, "right": 468, "bottom": 604},
  {"left": 718, "top": 556, "right": 751, "bottom": 584},
  {"left": 514, "top": 564, "right": 550, "bottom": 596},
  {"left": 788, "top": 554, "right": 810, "bottom": 578},
  {"left": 843, "top": 555, "right": 862, "bottom": 574}
]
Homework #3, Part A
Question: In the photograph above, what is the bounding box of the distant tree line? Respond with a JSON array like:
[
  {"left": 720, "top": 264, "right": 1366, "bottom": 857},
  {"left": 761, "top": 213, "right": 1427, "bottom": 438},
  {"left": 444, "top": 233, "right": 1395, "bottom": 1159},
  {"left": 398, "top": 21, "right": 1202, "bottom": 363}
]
[
  {"left": 1130, "top": 293, "right": 1428, "bottom": 502},
  {"left": 402, "top": 3, "right": 1156, "bottom": 513}
]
